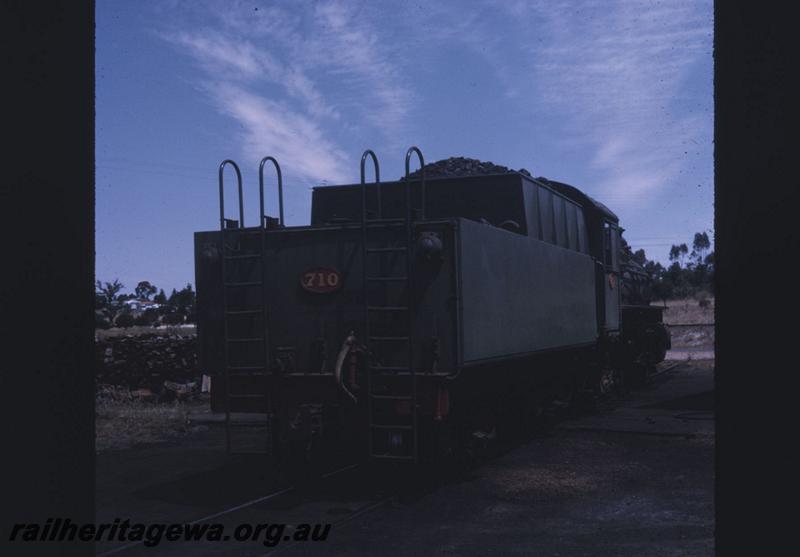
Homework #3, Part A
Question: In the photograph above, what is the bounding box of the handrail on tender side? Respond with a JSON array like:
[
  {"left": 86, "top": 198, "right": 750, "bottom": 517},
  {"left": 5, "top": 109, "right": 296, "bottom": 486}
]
[
  {"left": 404, "top": 146, "right": 426, "bottom": 220},
  {"left": 360, "top": 149, "right": 381, "bottom": 221},
  {"left": 259, "top": 156, "right": 284, "bottom": 227},
  {"left": 218, "top": 159, "right": 244, "bottom": 229}
]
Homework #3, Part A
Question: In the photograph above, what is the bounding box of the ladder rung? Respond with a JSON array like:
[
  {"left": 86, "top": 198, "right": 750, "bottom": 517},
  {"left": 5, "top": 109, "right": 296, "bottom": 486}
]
[
  {"left": 366, "top": 276, "right": 407, "bottom": 281},
  {"left": 224, "top": 253, "right": 261, "bottom": 260},
  {"left": 365, "top": 218, "right": 406, "bottom": 225},
  {"left": 224, "top": 281, "right": 262, "bottom": 287},
  {"left": 369, "top": 336, "right": 409, "bottom": 342},
  {"left": 371, "top": 394, "right": 413, "bottom": 401},
  {"left": 367, "top": 306, "right": 408, "bottom": 311},
  {"left": 227, "top": 337, "right": 264, "bottom": 343},
  {"left": 366, "top": 247, "right": 407, "bottom": 253},
  {"left": 371, "top": 424, "right": 413, "bottom": 430},
  {"left": 370, "top": 454, "right": 415, "bottom": 461},
  {"left": 226, "top": 309, "right": 263, "bottom": 316},
  {"left": 368, "top": 366, "right": 410, "bottom": 372}
]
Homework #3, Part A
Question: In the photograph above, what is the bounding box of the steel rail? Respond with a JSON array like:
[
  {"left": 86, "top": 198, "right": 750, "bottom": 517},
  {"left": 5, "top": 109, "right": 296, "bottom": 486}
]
[
  {"left": 96, "top": 463, "right": 360, "bottom": 556},
  {"left": 261, "top": 490, "right": 394, "bottom": 557}
]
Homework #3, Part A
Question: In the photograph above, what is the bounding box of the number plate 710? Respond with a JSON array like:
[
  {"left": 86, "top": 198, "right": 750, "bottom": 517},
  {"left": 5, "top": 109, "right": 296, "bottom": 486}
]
[{"left": 300, "top": 267, "right": 342, "bottom": 293}]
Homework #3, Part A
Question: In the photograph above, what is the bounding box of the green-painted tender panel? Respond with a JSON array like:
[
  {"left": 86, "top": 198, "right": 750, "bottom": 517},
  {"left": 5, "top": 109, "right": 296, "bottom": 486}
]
[{"left": 458, "top": 218, "right": 598, "bottom": 364}]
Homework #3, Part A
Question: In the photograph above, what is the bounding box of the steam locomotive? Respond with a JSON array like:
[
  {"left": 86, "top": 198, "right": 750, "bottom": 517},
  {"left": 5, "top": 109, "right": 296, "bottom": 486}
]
[{"left": 194, "top": 147, "right": 670, "bottom": 466}]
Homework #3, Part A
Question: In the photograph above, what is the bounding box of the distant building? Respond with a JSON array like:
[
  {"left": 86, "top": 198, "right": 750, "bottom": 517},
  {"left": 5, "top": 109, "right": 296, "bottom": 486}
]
[{"left": 122, "top": 299, "right": 162, "bottom": 316}]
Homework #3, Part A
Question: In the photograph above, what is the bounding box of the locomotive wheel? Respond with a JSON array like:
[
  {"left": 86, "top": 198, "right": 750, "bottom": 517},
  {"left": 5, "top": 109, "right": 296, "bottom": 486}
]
[
  {"left": 453, "top": 399, "right": 501, "bottom": 465},
  {"left": 446, "top": 405, "right": 479, "bottom": 473}
]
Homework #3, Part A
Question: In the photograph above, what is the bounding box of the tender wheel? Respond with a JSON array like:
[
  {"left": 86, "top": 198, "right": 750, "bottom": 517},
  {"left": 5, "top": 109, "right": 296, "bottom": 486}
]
[
  {"left": 594, "top": 366, "right": 616, "bottom": 396},
  {"left": 591, "top": 363, "right": 630, "bottom": 397}
]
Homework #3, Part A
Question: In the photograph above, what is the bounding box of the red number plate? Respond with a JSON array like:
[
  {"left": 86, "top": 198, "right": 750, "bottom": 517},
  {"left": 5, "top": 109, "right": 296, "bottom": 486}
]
[{"left": 300, "top": 267, "right": 342, "bottom": 293}]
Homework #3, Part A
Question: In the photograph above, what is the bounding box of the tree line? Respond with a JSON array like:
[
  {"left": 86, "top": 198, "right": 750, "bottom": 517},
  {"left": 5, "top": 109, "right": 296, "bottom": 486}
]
[
  {"left": 95, "top": 280, "right": 196, "bottom": 329},
  {"left": 622, "top": 231, "right": 714, "bottom": 301}
]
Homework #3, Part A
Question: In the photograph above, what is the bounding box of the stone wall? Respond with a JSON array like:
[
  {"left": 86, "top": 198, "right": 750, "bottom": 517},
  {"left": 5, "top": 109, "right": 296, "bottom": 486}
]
[{"left": 95, "top": 332, "right": 201, "bottom": 400}]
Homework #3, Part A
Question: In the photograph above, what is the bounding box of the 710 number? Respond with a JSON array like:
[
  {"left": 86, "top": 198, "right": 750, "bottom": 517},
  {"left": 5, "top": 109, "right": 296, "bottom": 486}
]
[{"left": 303, "top": 271, "right": 339, "bottom": 289}]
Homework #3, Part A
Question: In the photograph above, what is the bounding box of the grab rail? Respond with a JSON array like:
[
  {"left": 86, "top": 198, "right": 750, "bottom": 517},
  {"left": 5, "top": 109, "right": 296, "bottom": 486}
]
[
  {"left": 404, "top": 146, "right": 425, "bottom": 219},
  {"left": 218, "top": 159, "right": 244, "bottom": 229},
  {"left": 360, "top": 149, "right": 381, "bottom": 221},
  {"left": 258, "top": 156, "right": 284, "bottom": 227}
]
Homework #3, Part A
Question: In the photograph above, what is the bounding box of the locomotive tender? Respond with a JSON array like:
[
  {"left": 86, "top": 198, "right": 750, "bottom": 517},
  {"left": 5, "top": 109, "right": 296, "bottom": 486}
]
[{"left": 194, "top": 147, "right": 670, "bottom": 465}]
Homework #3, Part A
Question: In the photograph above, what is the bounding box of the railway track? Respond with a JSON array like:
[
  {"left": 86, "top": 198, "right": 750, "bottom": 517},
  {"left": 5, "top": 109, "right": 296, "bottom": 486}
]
[
  {"left": 96, "top": 362, "right": 689, "bottom": 556},
  {"left": 261, "top": 493, "right": 394, "bottom": 557},
  {"left": 651, "top": 362, "right": 681, "bottom": 378},
  {"left": 95, "top": 462, "right": 394, "bottom": 557},
  {"left": 96, "top": 389, "right": 606, "bottom": 557}
]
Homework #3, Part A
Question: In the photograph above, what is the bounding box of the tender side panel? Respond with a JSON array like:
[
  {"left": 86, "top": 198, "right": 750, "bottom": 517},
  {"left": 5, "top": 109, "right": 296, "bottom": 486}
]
[
  {"left": 457, "top": 218, "right": 598, "bottom": 364},
  {"left": 410, "top": 222, "right": 458, "bottom": 375}
]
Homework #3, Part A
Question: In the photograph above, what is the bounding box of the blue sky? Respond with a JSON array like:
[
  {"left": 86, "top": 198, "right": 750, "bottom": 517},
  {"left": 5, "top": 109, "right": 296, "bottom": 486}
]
[{"left": 96, "top": 0, "right": 713, "bottom": 294}]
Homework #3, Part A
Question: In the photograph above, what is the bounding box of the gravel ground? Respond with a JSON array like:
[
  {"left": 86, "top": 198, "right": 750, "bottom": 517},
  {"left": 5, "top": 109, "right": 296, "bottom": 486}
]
[
  {"left": 305, "top": 363, "right": 714, "bottom": 556},
  {"left": 95, "top": 363, "right": 713, "bottom": 556}
]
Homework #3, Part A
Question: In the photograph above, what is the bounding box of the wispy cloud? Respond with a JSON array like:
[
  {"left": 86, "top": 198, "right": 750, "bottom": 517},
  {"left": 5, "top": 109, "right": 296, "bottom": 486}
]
[
  {"left": 158, "top": 0, "right": 416, "bottom": 181},
  {"left": 203, "top": 82, "right": 349, "bottom": 184},
  {"left": 303, "top": 1, "right": 414, "bottom": 138},
  {"left": 156, "top": 0, "right": 710, "bottom": 210},
  {"left": 406, "top": 0, "right": 712, "bottom": 210},
  {"left": 215, "top": 0, "right": 415, "bottom": 138},
  {"left": 522, "top": 0, "right": 713, "bottom": 208},
  {"left": 161, "top": 29, "right": 340, "bottom": 121}
]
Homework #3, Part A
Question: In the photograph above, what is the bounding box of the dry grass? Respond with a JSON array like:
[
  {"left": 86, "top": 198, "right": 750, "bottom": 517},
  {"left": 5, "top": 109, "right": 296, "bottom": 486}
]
[
  {"left": 95, "top": 399, "right": 208, "bottom": 452},
  {"left": 661, "top": 297, "right": 715, "bottom": 325},
  {"left": 662, "top": 298, "right": 715, "bottom": 349}
]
